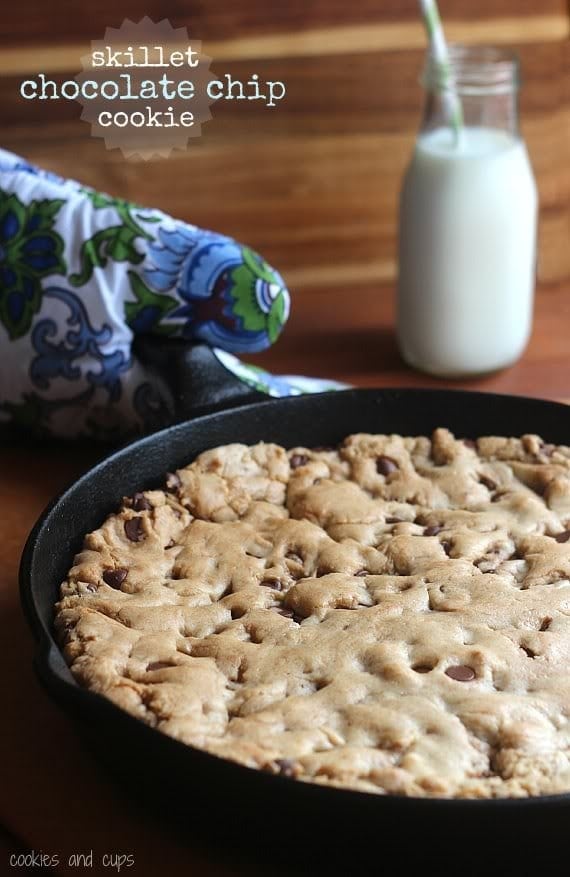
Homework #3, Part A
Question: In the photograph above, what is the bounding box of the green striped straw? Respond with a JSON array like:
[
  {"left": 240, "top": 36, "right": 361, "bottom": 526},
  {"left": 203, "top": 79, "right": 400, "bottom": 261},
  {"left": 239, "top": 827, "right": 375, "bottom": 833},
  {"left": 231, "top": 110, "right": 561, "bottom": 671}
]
[{"left": 418, "top": 0, "right": 463, "bottom": 145}]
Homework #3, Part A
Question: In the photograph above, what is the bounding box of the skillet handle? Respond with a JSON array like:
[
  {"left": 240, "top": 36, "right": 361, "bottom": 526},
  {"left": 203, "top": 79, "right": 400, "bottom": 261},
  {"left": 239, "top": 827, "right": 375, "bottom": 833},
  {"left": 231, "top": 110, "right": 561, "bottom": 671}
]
[{"left": 134, "top": 337, "right": 269, "bottom": 422}]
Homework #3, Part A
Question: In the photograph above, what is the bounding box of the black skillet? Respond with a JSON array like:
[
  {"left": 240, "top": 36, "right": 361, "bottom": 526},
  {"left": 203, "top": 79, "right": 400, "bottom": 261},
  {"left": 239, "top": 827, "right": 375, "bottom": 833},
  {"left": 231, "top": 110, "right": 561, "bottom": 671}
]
[{"left": 19, "top": 344, "right": 570, "bottom": 866}]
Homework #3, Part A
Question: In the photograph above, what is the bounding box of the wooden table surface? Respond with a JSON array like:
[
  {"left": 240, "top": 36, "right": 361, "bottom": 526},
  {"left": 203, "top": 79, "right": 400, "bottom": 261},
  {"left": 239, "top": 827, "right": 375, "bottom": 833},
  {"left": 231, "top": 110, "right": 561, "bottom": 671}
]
[{"left": 1, "top": 279, "right": 569, "bottom": 875}]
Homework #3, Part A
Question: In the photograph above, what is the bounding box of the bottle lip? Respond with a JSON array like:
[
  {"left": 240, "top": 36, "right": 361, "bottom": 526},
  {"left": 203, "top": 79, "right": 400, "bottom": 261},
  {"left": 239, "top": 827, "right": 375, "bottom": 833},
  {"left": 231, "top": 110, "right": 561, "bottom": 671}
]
[{"left": 423, "top": 44, "right": 521, "bottom": 95}]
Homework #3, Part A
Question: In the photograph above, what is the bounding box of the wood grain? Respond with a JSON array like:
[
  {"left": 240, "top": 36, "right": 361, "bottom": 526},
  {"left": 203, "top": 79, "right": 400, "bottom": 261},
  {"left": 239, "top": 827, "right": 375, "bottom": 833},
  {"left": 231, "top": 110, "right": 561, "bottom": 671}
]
[
  {"left": 1, "top": 1, "right": 567, "bottom": 47},
  {"left": 5, "top": 42, "right": 569, "bottom": 124},
  {"left": 249, "top": 281, "right": 570, "bottom": 400},
  {"left": 2, "top": 38, "right": 569, "bottom": 285},
  {"left": 1, "top": 16, "right": 568, "bottom": 73},
  {"left": 2, "top": 121, "right": 567, "bottom": 287}
]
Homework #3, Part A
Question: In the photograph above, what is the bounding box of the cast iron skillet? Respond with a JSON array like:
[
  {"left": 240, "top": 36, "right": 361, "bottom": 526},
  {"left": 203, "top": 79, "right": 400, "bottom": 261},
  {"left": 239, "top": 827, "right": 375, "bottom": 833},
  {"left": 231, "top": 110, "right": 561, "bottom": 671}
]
[{"left": 19, "top": 364, "right": 570, "bottom": 864}]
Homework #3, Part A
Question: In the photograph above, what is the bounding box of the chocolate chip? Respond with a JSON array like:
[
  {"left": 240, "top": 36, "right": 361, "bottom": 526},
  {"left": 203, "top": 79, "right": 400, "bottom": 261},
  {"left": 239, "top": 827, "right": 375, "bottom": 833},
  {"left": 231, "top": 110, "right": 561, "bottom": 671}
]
[
  {"left": 555, "top": 530, "right": 570, "bottom": 543},
  {"left": 386, "top": 516, "right": 403, "bottom": 524},
  {"left": 166, "top": 472, "right": 182, "bottom": 493},
  {"left": 476, "top": 559, "right": 497, "bottom": 573},
  {"left": 275, "top": 607, "right": 302, "bottom": 623},
  {"left": 412, "top": 664, "right": 433, "bottom": 674},
  {"left": 441, "top": 541, "right": 452, "bottom": 556},
  {"left": 260, "top": 579, "right": 282, "bottom": 590},
  {"left": 132, "top": 492, "right": 152, "bottom": 511},
  {"left": 85, "top": 584, "right": 97, "bottom": 593},
  {"left": 540, "top": 617, "right": 552, "bottom": 632},
  {"left": 520, "top": 645, "right": 536, "bottom": 659},
  {"left": 479, "top": 475, "right": 497, "bottom": 491},
  {"left": 354, "top": 569, "right": 369, "bottom": 577},
  {"left": 290, "top": 454, "right": 309, "bottom": 469},
  {"left": 147, "top": 661, "right": 173, "bottom": 671},
  {"left": 60, "top": 621, "right": 74, "bottom": 643},
  {"left": 274, "top": 758, "right": 298, "bottom": 778},
  {"left": 124, "top": 517, "right": 145, "bottom": 542},
  {"left": 315, "top": 566, "right": 331, "bottom": 577},
  {"left": 491, "top": 491, "right": 508, "bottom": 503},
  {"left": 276, "top": 607, "right": 294, "bottom": 618},
  {"left": 445, "top": 665, "right": 476, "bottom": 682},
  {"left": 103, "top": 568, "right": 128, "bottom": 589},
  {"left": 424, "top": 526, "right": 442, "bottom": 537},
  {"left": 376, "top": 456, "right": 398, "bottom": 476}
]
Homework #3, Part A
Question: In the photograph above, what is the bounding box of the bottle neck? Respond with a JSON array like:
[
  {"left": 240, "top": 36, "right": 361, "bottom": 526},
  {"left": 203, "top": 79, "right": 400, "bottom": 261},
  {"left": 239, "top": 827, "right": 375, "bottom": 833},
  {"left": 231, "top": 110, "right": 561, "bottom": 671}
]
[{"left": 421, "top": 45, "right": 521, "bottom": 139}]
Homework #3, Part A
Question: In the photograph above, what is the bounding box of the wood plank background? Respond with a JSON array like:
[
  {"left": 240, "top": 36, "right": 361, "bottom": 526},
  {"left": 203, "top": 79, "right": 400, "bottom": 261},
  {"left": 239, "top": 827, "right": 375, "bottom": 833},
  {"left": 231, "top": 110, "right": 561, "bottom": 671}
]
[{"left": 0, "top": 1, "right": 568, "bottom": 297}]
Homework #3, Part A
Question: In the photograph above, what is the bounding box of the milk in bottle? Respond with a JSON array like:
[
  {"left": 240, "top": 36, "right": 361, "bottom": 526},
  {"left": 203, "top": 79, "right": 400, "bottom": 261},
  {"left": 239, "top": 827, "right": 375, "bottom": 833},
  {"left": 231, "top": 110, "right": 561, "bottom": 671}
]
[{"left": 397, "top": 47, "right": 538, "bottom": 377}]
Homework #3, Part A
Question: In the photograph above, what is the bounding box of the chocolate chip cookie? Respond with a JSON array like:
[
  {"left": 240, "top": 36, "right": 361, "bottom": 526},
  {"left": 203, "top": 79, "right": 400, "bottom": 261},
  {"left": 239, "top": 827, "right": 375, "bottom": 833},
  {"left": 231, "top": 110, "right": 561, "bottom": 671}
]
[{"left": 55, "top": 429, "right": 570, "bottom": 798}]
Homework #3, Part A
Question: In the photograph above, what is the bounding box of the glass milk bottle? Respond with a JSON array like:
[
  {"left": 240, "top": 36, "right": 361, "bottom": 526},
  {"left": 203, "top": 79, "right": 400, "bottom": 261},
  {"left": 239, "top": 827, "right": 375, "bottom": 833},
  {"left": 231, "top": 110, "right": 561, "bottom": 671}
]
[{"left": 397, "top": 46, "right": 538, "bottom": 377}]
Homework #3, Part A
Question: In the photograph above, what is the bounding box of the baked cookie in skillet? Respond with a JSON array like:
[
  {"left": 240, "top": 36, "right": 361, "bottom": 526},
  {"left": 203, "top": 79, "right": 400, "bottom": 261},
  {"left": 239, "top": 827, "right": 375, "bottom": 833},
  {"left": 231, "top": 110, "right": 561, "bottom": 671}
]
[{"left": 55, "top": 428, "right": 570, "bottom": 799}]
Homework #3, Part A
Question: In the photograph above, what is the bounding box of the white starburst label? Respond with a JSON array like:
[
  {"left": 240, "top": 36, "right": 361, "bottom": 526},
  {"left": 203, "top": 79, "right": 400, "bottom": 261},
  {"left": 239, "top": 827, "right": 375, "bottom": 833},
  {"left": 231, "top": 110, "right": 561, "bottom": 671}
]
[{"left": 75, "top": 17, "right": 216, "bottom": 160}]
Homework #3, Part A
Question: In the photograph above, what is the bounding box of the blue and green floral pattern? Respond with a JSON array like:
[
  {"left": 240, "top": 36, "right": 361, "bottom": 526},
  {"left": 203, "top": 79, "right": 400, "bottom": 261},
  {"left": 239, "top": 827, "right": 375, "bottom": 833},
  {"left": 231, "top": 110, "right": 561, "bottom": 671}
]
[
  {"left": 0, "top": 193, "right": 66, "bottom": 339},
  {"left": 0, "top": 149, "right": 342, "bottom": 439}
]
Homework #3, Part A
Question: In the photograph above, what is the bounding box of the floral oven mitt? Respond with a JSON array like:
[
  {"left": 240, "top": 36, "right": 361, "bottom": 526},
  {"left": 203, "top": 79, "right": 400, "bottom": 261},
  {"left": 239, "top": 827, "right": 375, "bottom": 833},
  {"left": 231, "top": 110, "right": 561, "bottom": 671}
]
[{"left": 0, "top": 149, "right": 341, "bottom": 439}]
